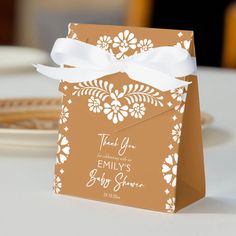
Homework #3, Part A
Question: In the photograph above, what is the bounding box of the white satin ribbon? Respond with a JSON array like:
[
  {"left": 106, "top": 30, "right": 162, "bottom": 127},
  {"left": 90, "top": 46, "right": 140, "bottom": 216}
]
[{"left": 34, "top": 38, "right": 197, "bottom": 91}]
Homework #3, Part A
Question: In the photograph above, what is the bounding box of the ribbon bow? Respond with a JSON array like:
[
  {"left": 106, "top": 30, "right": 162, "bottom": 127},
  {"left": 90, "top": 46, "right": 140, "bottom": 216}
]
[{"left": 35, "top": 38, "right": 196, "bottom": 91}]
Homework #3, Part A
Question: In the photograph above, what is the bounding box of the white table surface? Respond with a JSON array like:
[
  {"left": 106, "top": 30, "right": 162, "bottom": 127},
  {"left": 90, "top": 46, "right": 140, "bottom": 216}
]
[{"left": 0, "top": 67, "right": 236, "bottom": 236}]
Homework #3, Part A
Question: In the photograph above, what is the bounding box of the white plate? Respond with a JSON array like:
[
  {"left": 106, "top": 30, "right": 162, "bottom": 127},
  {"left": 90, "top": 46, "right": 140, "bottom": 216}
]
[
  {"left": 0, "top": 61, "right": 60, "bottom": 148},
  {"left": 0, "top": 97, "right": 61, "bottom": 147},
  {"left": 0, "top": 46, "right": 49, "bottom": 71}
]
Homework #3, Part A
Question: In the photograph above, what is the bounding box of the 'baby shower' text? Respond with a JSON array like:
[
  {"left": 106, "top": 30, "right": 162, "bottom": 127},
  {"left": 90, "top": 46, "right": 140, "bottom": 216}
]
[{"left": 86, "top": 169, "right": 144, "bottom": 192}]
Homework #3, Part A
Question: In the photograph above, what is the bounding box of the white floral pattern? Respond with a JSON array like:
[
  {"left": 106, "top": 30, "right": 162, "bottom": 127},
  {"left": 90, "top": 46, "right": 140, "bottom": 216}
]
[
  {"left": 97, "top": 35, "right": 112, "bottom": 50},
  {"left": 88, "top": 96, "right": 103, "bottom": 113},
  {"left": 72, "top": 79, "right": 164, "bottom": 124},
  {"left": 174, "top": 40, "right": 191, "bottom": 50},
  {"left": 57, "top": 133, "right": 70, "bottom": 164},
  {"left": 59, "top": 105, "right": 69, "bottom": 124},
  {"left": 162, "top": 153, "right": 178, "bottom": 187},
  {"left": 129, "top": 103, "right": 146, "bottom": 118},
  {"left": 112, "top": 30, "right": 137, "bottom": 59},
  {"left": 163, "top": 32, "right": 189, "bottom": 212},
  {"left": 137, "top": 39, "right": 153, "bottom": 52},
  {"left": 96, "top": 29, "right": 153, "bottom": 60},
  {"left": 171, "top": 87, "right": 186, "bottom": 102},
  {"left": 54, "top": 175, "right": 62, "bottom": 194},
  {"left": 67, "top": 30, "right": 164, "bottom": 124},
  {"left": 104, "top": 100, "right": 128, "bottom": 124},
  {"left": 172, "top": 123, "right": 182, "bottom": 143},
  {"left": 171, "top": 86, "right": 188, "bottom": 114},
  {"left": 175, "top": 102, "right": 185, "bottom": 114},
  {"left": 165, "top": 197, "right": 176, "bottom": 213}
]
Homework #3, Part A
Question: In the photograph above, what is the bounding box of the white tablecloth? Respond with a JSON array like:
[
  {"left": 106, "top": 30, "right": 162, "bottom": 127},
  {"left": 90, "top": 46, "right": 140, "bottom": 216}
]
[{"left": 0, "top": 67, "right": 235, "bottom": 236}]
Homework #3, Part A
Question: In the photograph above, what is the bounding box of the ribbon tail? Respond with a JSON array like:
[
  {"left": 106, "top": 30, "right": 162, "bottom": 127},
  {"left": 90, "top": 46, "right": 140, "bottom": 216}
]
[
  {"left": 34, "top": 64, "right": 110, "bottom": 83},
  {"left": 191, "top": 57, "right": 197, "bottom": 75},
  {"left": 125, "top": 62, "right": 191, "bottom": 92}
]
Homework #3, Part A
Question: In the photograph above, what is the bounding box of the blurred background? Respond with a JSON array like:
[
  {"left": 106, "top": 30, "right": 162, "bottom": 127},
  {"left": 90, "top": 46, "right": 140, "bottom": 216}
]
[{"left": 1, "top": 0, "right": 236, "bottom": 67}]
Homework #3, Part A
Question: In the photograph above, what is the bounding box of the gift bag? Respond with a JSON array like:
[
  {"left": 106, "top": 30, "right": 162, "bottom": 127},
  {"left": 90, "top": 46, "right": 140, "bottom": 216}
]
[{"left": 36, "top": 24, "right": 205, "bottom": 213}]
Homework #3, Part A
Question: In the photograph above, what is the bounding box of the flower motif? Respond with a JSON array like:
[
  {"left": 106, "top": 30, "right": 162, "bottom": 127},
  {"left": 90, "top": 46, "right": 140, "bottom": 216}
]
[
  {"left": 129, "top": 103, "right": 146, "bottom": 118},
  {"left": 162, "top": 153, "right": 178, "bottom": 187},
  {"left": 165, "top": 197, "right": 176, "bottom": 213},
  {"left": 174, "top": 42, "right": 182, "bottom": 48},
  {"left": 59, "top": 105, "right": 69, "bottom": 124},
  {"left": 137, "top": 39, "right": 153, "bottom": 52},
  {"left": 54, "top": 175, "right": 62, "bottom": 194},
  {"left": 113, "top": 30, "right": 137, "bottom": 53},
  {"left": 172, "top": 123, "right": 182, "bottom": 143},
  {"left": 175, "top": 103, "right": 185, "bottom": 114},
  {"left": 184, "top": 40, "right": 191, "bottom": 50},
  {"left": 174, "top": 40, "right": 191, "bottom": 50},
  {"left": 96, "top": 35, "right": 112, "bottom": 50},
  {"left": 171, "top": 86, "right": 188, "bottom": 114},
  {"left": 103, "top": 100, "right": 128, "bottom": 124},
  {"left": 57, "top": 133, "right": 70, "bottom": 164},
  {"left": 88, "top": 96, "right": 103, "bottom": 113},
  {"left": 171, "top": 87, "right": 186, "bottom": 102},
  {"left": 95, "top": 30, "right": 155, "bottom": 59},
  {"left": 110, "top": 89, "right": 124, "bottom": 100}
]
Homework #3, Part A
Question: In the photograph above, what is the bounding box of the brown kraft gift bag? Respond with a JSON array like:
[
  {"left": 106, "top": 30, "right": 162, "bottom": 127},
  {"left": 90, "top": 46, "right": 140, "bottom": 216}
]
[{"left": 37, "top": 24, "right": 205, "bottom": 213}]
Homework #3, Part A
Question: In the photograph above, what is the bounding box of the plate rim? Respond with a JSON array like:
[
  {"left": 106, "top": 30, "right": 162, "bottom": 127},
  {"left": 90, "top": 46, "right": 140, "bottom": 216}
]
[{"left": 0, "top": 127, "right": 58, "bottom": 135}]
